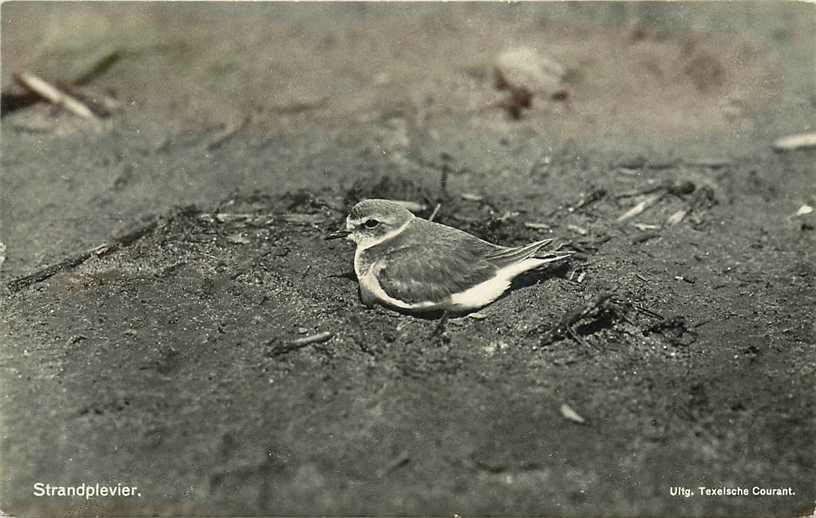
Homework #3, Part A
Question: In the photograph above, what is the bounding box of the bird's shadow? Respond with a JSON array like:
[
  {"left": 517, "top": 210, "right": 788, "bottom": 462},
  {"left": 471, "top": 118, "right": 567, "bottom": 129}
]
[
  {"left": 327, "top": 271, "right": 357, "bottom": 282},
  {"left": 508, "top": 261, "right": 571, "bottom": 293}
]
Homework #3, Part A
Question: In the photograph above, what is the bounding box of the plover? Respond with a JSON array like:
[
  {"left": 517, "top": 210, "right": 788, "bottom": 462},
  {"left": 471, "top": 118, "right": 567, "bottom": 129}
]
[{"left": 327, "top": 199, "right": 571, "bottom": 313}]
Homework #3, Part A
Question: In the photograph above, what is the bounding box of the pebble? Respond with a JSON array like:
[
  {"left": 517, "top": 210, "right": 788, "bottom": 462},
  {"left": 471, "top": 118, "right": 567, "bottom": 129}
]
[{"left": 495, "top": 47, "right": 565, "bottom": 96}]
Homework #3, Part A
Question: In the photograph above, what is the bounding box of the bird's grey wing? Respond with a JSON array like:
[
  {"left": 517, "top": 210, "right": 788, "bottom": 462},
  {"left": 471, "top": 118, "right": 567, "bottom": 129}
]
[{"left": 376, "top": 231, "right": 498, "bottom": 304}]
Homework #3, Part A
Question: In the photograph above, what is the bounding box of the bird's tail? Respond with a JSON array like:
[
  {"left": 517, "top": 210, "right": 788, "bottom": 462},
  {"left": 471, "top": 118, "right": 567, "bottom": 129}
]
[
  {"left": 536, "top": 239, "right": 575, "bottom": 265},
  {"left": 534, "top": 250, "right": 574, "bottom": 264},
  {"left": 487, "top": 238, "right": 572, "bottom": 267}
]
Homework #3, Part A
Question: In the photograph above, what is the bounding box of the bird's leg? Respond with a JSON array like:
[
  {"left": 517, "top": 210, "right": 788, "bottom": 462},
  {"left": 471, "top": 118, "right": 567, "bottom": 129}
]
[{"left": 430, "top": 310, "right": 451, "bottom": 340}]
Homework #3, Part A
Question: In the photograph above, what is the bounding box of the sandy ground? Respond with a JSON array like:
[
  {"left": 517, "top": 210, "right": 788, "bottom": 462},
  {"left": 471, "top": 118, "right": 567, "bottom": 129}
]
[{"left": 1, "top": 3, "right": 815, "bottom": 517}]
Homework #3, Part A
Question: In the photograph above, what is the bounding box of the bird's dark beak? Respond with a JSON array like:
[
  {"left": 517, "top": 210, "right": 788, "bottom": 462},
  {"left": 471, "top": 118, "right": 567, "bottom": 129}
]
[{"left": 325, "top": 229, "right": 351, "bottom": 240}]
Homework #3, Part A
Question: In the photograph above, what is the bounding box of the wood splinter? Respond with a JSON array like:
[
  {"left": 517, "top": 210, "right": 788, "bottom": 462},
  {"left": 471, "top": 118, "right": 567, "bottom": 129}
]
[
  {"left": 14, "top": 71, "right": 99, "bottom": 121},
  {"left": 268, "top": 331, "right": 334, "bottom": 357},
  {"left": 427, "top": 203, "right": 442, "bottom": 222}
]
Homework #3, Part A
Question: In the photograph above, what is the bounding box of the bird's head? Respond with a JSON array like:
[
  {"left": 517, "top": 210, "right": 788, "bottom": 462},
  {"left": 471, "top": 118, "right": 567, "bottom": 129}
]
[{"left": 326, "top": 199, "right": 415, "bottom": 248}]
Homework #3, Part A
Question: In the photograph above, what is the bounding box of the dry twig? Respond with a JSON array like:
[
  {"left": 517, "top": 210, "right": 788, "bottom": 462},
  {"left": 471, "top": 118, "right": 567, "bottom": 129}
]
[
  {"left": 14, "top": 71, "right": 99, "bottom": 121},
  {"left": 207, "top": 117, "right": 248, "bottom": 150},
  {"left": 427, "top": 203, "right": 441, "bottom": 222},
  {"left": 616, "top": 192, "right": 664, "bottom": 222},
  {"left": 773, "top": 132, "right": 816, "bottom": 151},
  {"left": 6, "top": 216, "right": 158, "bottom": 293},
  {"left": 268, "top": 332, "right": 334, "bottom": 357},
  {"left": 376, "top": 451, "right": 411, "bottom": 478}
]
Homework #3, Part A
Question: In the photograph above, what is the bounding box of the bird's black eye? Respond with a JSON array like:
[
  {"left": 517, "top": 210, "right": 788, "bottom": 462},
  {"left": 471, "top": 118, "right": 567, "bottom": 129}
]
[{"left": 364, "top": 219, "right": 380, "bottom": 229}]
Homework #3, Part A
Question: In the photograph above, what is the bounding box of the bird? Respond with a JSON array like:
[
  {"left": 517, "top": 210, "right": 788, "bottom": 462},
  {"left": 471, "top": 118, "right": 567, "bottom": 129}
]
[{"left": 326, "top": 199, "right": 572, "bottom": 314}]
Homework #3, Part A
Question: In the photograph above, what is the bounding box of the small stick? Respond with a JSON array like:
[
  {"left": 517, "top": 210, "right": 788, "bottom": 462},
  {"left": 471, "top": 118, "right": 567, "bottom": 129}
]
[
  {"left": 72, "top": 50, "right": 121, "bottom": 85},
  {"left": 268, "top": 97, "right": 327, "bottom": 114},
  {"left": 773, "top": 132, "right": 816, "bottom": 151},
  {"left": 617, "top": 192, "right": 664, "bottom": 222},
  {"left": 427, "top": 203, "right": 441, "bottom": 222},
  {"left": 632, "top": 231, "right": 660, "bottom": 244},
  {"left": 207, "top": 116, "right": 248, "bottom": 150},
  {"left": 14, "top": 71, "right": 99, "bottom": 120},
  {"left": 6, "top": 248, "right": 97, "bottom": 293},
  {"left": 6, "top": 216, "right": 158, "bottom": 292},
  {"left": 109, "top": 217, "right": 159, "bottom": 248},
  {"left": 684, "top": 157, "right": 732, "bottom": 168},
  {"left": 630, "top": 304, "right": 664, "bottom": 320},
  {"left": 693, "top": 319, "right": 714, "bottom": 329},
  {"left": 616, "top": 179, "right": 694, "bottom": 200},
  {"left": 289, "top": 331, "right": 333, "bottom": 347},
  {"left": 524, "top": 222, "right": 550, "bottom": 230},
  {"left": 376, "top": 451, "right": 411, "bottom": 478},
  {"left": 614, "top": 185, "right": 666, "bottom": 199},
  {"left": 567, "top": 224, "right": 589, "bottom": 236},
  {"left": 268, "top": 332, "right": 333, "bottom": 357},
  {"left": 666, "top": 209, "right": 688, "bottom": 226}
]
